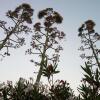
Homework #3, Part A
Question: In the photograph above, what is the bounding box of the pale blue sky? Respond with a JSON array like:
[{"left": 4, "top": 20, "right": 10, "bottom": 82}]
[{"left": 0, "top": 0, "right": 100, "bottom": 95}]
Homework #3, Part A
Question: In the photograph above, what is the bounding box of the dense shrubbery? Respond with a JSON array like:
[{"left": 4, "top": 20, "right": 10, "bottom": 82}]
[{"left": 0, "top": 78, "right": 76, "bottom": 100}]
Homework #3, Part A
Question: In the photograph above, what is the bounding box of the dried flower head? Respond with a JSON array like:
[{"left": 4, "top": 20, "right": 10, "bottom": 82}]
[
  {"left": 38, "top": 10, "right": 47, "bottom": 19},
  {"left": 53, "top": 11, "right": 63, "bottom": 24},
  {"left": 38, "top": 8, "right": 63, "bottom": 25},
  {"left": 6, "top": 3, "right": 34, "bottom": 24},
  {"left": 85, "top": 20, "right": 95, "bottom": 32}
]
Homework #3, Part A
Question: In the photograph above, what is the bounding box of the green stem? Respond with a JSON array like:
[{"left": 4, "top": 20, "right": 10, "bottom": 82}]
[
  {"left": 88, "top": 33, "right": 100, "bottom": 68},
  {"left": 35, "top": 32, "right": 48, "bottom": 85}
]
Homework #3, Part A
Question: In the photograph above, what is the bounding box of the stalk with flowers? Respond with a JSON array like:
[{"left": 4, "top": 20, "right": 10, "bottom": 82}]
[
  {"left": 27, "top": 8, "right": 66, "bottom": 86},
  {"left": 78, "top": 20, "right": 100, "bottom": 99},
  {"left": 0, "top": 3, "right": 33, "bottom": 59}
]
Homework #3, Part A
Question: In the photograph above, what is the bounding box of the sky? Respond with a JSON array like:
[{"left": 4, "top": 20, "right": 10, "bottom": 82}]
[{"left": 0, "top": 0, "right": 100, "bottom": 95}]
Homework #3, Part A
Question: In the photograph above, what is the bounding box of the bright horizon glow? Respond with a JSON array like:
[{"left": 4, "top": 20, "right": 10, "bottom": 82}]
[{"left": 0, "top": 0, "right": 100, "bottom": 95}]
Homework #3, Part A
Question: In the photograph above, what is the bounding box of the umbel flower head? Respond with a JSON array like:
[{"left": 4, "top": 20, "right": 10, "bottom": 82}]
[
  {"left": 78, "top": 19, "right": 95, "bottom": 37},
  {"left": 7, "top": 3, "right": 34, "bottom": 24},
  {"left": 85, "top": 20, "right": 95, "bottom": 32},
  {"left": 38, "top": 8, "right": 63, "bottom": 25}
]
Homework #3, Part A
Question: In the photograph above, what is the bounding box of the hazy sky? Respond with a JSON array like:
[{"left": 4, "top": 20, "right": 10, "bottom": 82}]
[{"left": 0, "top": 0, "right": 100, "bottom": 95}]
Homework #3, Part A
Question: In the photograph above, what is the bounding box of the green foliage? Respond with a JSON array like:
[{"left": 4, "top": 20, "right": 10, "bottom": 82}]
[
  {"left": 0, "top": 78, "right": 76, "bottom": 100},
  {"left": 49, "top": 80, "right": 76, "bottom": 100},
  {"left": 42, "top": 63, "right": 60, "bottom": 79},
  {"left": 0, "top": 78, "right": 49, "bottom": 100}
]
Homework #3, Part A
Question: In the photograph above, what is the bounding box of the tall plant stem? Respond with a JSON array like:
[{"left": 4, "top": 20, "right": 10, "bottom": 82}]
[
  {"left": 88, "top": 33, "right": 100, "bottom": 68},
  {"left": 35, "top": 32, "right": 48, "bottom": 85}
]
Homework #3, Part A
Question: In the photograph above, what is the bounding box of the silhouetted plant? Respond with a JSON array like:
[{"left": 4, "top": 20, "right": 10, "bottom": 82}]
[
  {"left": 26, "top": 8, "right": 65, "bottom": 86},
  {"left": 0, "top": 3, "right": 78, "bottom": 100},
  {"left": 0, "top": 78, "right": 49, "bottom": 100},
  {"left": 0, "top": 78, "right": 77, "bottom": 100},
  {"left": 49, "top": 80, "right": 76, "bottom": 100},
  {"left": 0, "top": 3, "right": 34, "bottom": 59},
  {"left": 78, "top": 20, "right": 100, "bottom": 100}
]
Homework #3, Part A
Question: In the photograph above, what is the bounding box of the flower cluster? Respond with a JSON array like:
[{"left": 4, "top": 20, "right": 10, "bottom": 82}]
[
  {"left": 26, "top": 8, "right": 66, "bottom": 84},
  {"left": 78, "top": 20, "right": 100, "bottom": 67},
  {"left": 78, "top": 20, "right": 100, "bottom": 100},
  {"left": 7, "top": 3, "right": 34, "bottom": 24},
  {"left": 0, "top": 3, "right": 33, "bottom": 59}
]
